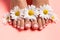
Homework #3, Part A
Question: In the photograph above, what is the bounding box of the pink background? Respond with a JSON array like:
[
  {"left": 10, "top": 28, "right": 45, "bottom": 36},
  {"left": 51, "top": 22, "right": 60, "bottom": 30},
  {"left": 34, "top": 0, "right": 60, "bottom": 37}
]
[{"left": 0, "top": 0, "right": 60, "bottom": 40}]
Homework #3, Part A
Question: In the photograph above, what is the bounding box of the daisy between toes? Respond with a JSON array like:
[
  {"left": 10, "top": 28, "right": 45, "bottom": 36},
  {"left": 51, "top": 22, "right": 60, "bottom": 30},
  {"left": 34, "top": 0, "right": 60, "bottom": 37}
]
[{"left": 2, "top": 4, "right": 57, "bottom": 31}]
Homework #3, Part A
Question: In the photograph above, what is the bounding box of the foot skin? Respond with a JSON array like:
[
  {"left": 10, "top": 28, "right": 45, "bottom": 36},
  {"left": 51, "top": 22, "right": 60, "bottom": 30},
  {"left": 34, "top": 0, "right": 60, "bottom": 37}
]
[
  {"left": 32, "top": 0, "right": 49, "bottom": 7},
  {"left": 32, "top": 0, "right": 50, "bottom": 30}
]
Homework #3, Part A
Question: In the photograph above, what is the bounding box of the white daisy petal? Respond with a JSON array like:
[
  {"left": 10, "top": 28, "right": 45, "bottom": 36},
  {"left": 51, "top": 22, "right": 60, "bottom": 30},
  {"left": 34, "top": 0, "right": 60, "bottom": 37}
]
[
  {"left": 39, "top": 4, "right": 53, "bottom": 19},
  {"left": 2, "top": 18, "right": 7, "bottom": 24},
  {"left": 24, "top": 5, "right": 39, "bottom": 20},
  {"left": 2, "top": 13, "right": 10, "bottom": 24},
  {"left": 10, "top": 6, "right": 24, "bottom": 21}
]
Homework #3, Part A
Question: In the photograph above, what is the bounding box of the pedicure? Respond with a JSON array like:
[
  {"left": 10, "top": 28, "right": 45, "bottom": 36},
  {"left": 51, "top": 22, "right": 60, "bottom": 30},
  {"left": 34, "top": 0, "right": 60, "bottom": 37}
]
[
  {"left": 24, "top": 24, "right": 31, "bottom": 30},
  {"left": 20, "top": 26, "right": 24, "bottom": 30},
  {"left": 3, "top": 5, "right": 57, "bottom": 31},
  {"left": 32, "top": 24, "right": 38, "bottom": 30}
]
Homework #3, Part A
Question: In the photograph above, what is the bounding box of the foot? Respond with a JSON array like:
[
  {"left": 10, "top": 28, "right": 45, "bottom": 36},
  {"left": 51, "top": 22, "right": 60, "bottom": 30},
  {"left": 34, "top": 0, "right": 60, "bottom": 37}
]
[
  {"left": 10, "top": 0, "right": 30, "bottom": 30},
  {"left": 32, "top": 0, "right": 50, "bottom": 30},
  {"left": 8, "top": 0, "right": 54, "bottom": 31}
]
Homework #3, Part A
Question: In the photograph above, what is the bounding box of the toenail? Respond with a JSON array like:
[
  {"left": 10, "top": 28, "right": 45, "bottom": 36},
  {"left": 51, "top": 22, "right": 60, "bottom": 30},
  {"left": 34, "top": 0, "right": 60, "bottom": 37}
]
[
  {"left": 20, "top": 27, "right": 24, "bottom": 29},
  {"left": 25, "top": 24, "right": 31, "bottom": 27},
  {"left": 13, "top": 25, "right": 17, "bottom": 28},
  {"left": 33, "top": 24, "right": 38, "bottom": 28},
  {"left": 8, "top": 20, "right": 12, "bottom": 24},
  {"left": 44, "top": 25, "right": 46, "bottom": 27},
  {"left": 17, "top": 26, "right": 20, "bottom": 28},
  {"left": 40, "top": 27, "right": 43, "bottom": 29}
]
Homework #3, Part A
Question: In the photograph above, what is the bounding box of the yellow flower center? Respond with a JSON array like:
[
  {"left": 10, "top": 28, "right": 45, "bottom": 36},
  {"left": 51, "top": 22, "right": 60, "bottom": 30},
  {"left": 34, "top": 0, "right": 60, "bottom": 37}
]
[
  {"left": 6, "top": 16, "right": 10, "bottom": 20},
  {"left": 51, "top": 16, "right": 55, "bottom": 20},
  {"left": 28, "top": 10, "right": 34, "bottom": 16},
  {"left": 43, "top": 9, "right": 48, "bottom": 15},
  {"left": 15, "top": 11, "right": 20, "bottom": 16}
]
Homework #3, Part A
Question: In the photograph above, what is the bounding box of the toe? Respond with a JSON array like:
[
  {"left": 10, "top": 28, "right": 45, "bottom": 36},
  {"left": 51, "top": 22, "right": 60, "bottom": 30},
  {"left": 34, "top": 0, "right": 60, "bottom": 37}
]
[
  {"left": 48, "top": 19, "right": 53, "bottom": 23},
  {"left": 38, "top": 17, "right": 43, "bottom": 31},
  {"left": 41, "top": 18, "right": 46, "bottom": 28},
  {"left": 8, "top": 20, "right": 12, "bottom": 25},
  {"left": 45, "top": 19, "right": 49, "bottom": 26},
  {"left": 31, "top": 19, "right": 38, "bottom": 30},
  {"left": 8, "top": 16, "right": 12, "bottom": 25},
  {"left": 20, "top": 19, "right": 24, "bottom": 30},
  {"left": 24, "top": 19, "right": 31, "bottom": 30},
  {"left": 12, "top": 20, "right": 17, "bottom": 28},
  {"left": 17, "top": 19, "right": 20, "bottom": 29}
]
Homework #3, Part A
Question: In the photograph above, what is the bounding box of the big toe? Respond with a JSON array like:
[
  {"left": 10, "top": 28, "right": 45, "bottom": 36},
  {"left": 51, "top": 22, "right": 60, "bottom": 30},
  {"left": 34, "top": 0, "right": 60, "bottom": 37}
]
[
  {"left": 31, "top": 19, "right": 38, "bottom": 30},
  {"left": 24, "top": 19, "right": 31, "bottom": 30}
]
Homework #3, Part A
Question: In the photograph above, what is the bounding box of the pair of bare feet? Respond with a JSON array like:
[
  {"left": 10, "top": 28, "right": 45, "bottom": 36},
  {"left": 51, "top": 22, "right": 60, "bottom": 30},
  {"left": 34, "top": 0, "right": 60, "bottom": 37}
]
[{"left": 10, "top": 0, "right": 52, "bottom": 31}]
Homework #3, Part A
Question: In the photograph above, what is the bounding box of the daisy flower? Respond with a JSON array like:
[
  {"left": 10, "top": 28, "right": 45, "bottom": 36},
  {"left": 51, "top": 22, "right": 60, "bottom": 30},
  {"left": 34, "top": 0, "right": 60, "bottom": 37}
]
[
  {"left": 2, "top": 13, "right": 10, "bottom": 24},
  {"left": 39, "top": 4, "right": 53, "bottom": 19},
  {"left": 10, "top": 6, "right": 24, "bottom": 21},
  {"left": 50, "top": 13, "right": 57, "bottom": 21},
  {"left": 24, "top": 5, "right": 39, "bottom": 20}
]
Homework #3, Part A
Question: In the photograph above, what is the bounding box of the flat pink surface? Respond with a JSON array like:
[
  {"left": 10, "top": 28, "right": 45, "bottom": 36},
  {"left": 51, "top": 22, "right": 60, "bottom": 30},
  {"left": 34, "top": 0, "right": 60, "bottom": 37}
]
[{"left": 0, "top": 0, "right": 60, "bottom": 40}]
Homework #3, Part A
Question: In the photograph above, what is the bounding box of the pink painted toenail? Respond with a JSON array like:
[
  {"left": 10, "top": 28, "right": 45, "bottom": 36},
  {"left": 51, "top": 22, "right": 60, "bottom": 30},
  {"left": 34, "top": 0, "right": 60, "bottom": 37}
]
[
  {"left": 20, "top": 27, "right": 24, "bottom": 30},
  {"left": 8, "top": 21, "right": 12, "bottom": 25},
  {"left": 25, "top": 24, "right": 31, "bottom": 27},
  {"left": 24, "top": 24, "right": 31, "bottom": 30},
  {"left": 17, "top": 26, "right": 20, "bottom": 28},
  {"left": 33, "top": 24, "right": 38, "bottom": 28},
  {"left": 48, "top": 20, "right": 51, "bottom": 23},
  {"left": 32, "top": 24, "right": 38, "bottom": 30},
  {"left": 9, "top": 22, "right": 12, "bottom": 25},
  {"left": 13, "top": 25, "right": 17, "bottom": 28},
  {"left": 38, "top": 27, "right": 43, "bottom": 30}
]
